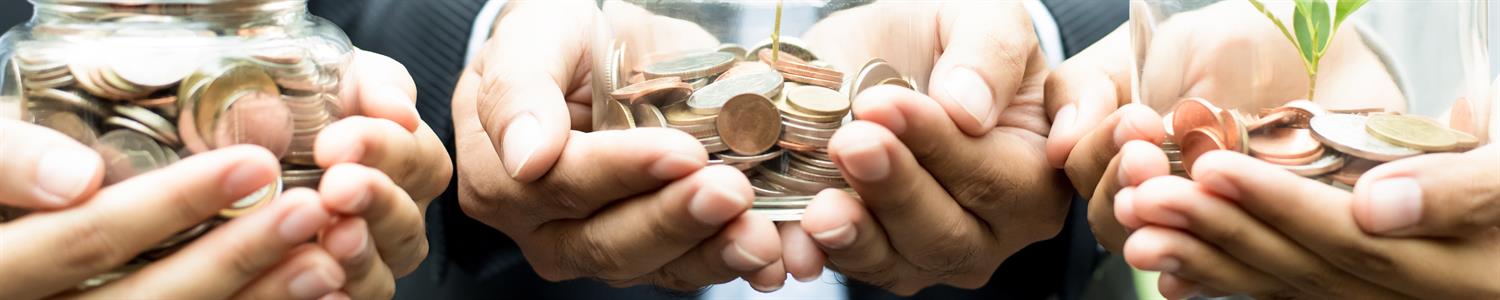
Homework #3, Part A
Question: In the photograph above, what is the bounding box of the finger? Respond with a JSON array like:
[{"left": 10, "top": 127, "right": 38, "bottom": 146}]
[
  {"left": 850, "top": 86, "right": 1069, "bottom": 240},
  {"left": 1156, "top": 273, "right": 1203, "bottom": 300},
  {"left": 314, "top": 116, "right": 452, "bottom": 202},
  {"left": 83, "top": 188, "right": 334, "bottom": 299},
  {"left": 458, "top": 128, "right": 707, "bottom": 231},
  {"left": 1351, "top": 146, "right": 1500, "bottom": 237},
  {"left": 1092, "top": 138, "right": 1171, "bottom": 252},
  {"left": 801, "top": 189, "right": 922, "bottom": 295},
  {"left": 319, "top": 218, "right": 396, "bottom": 300},
  {"left": 529, "top": 166, "right": 764, "bottom": 282},
  {"left": 826, "top": 121, "right": 995, "bottom": 285},
  {"left": 318, "top": 164, "right": 427, "bottom": 276},
  {"left": 778, "top": 222, "right": 826, "bottom": 283},
  {"left": 1132, "top": 176, "right": 1404, "bottom": 299},
  {"left": 1123, "top": 226, "right": 1289, "bottom": 297},
  {"left": 229, "top": 245, "right": 346, "bottom": 300},
  {"left": 643, "top": 213, "right": 781, "bottom": 292},
  {"left": 0, "top": 146, "right": 280, "bottom": 299},
  {"left": 0, "top": 118, "right": 104, "bottom": 209},
  {"left": 929, "top": 1, "right": 1043, "bottom": 135},
  {"left": 338, "top": 50, "right": 420, "bottom": 131},
  {"left": 1063, "top": 105, "right": 1166, "bottom": 200},
  {"left": 1189, "top": 151, "right": 1461, "bottom": 297},
  {"left": 471, "top": 1, "right": 597, "bottom": 182},
  {"left": 1044, "top": 25, "right": 1132, "bottom": 168}
]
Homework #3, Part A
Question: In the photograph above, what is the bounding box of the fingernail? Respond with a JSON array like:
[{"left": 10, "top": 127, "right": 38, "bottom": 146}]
[
  {"left": 280, "top": 204, "right": 330, "bottom": 243},
  {"left": 1117, "top": 153, "right": 1133, "bottom": 187},
  {"left": 689, "top": 185, "right": 746, "bottom": 226},
  {"left": 811, "top": 223, "right": 856, "bottom": 250},
  {"left": 750, "top": 279, "right": 785, "bottom": 293},
  {"left": 839, "top": 141, "right": 890, "bottom": 182},
  {"left": 649, "top": 153, "right": 701, "bottom": 180},
  {"left": 1050, "top": 103, "right": 1079, "bottom": 138},
  {"left": 794, "top": 268, "right": 822, "bottom": 282},
  {"left": 723, "top": 242, "right": 769, "bottom": 272},
  {"left": 941, "top": 67, "right": 994, "bottom": 126},
  {"left": 502, "top": 113, "right": 542, "bottom": 179},
  {"left": 35, "top": 147, "right": 100, "bottom": 206},
  {"left": 223, "top": 160, "right": 275, "bottom": 198},
  {"left": 1155, "top": 257, "right": 1181, "bottom": 273},
  {"left": 288, "top": 265, "right": 341, "bottom": 300},
  {"left": 1363, "top": 178, "right": 1423, "bottom": 233},
  {"left": 1114, "top": 188, "right": 1138, "bottom": 228}
]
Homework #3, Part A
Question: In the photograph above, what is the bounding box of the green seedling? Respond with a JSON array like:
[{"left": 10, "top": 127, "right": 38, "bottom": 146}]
[{"left": 1247, "top": 0, "right": 1369, "bottom": 100}]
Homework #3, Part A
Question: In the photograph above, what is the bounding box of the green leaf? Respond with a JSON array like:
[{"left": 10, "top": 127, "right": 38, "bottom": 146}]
[
  {"left": 1311, "top": 0, "right": 1332, "bottom": 56},
  {"left": 1335, "top": 0, "right": 1370, "bottom": 27},
  {"left": 1248, "top": 0, "right": 1304, "bottom": 60},
  {"left": 1292, "top": 1, "right": 1317, "bottom": 68}
]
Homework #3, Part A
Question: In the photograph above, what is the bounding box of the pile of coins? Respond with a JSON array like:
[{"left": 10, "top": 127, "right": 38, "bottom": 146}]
[
  {"left": 600, "top": 39, "right": 914, "bottom": 221},
  {"left": 1163, "top": 98, "right": 1480, "bottom": 187},
  {"left": 2, "top": 41, "right": 343, "bottom": 287}
]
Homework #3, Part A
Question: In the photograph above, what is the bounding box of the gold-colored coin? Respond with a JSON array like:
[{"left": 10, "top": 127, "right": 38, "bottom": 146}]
[
  {"left": 787, "top": 85, "right": 849, "bottom": 117},
  {"left": 1364, "top": 114, "right": 1456, "bottom": 152}
]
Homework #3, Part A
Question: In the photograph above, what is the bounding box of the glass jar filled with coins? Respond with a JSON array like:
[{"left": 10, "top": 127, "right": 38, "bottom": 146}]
[
  {"left": 593, "top": 1, "right": 928, "bottom": 221},
  {"left": 0, "top": 0, "right": 352, "bottom": 288},
  {"left": 1133, "top": 0, "right": 1491, "bottom": 187}
]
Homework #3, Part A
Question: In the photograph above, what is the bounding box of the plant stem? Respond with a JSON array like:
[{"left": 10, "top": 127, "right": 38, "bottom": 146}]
[{"left": 1306, "top": 72, "right": 1317, "bottom": 100}]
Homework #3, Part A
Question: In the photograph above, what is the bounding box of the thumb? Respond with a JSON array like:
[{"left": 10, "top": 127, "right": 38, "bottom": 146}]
[
  {"left": 470, "top": 2, "right": 596, "bottom": 183},
  {"left": 1044, "top": 25, "right": 1132, "bottom": 169},
  {"left": 1352, "top": 145, "right": 1500, "bottom": 237},
  {"left": 928, "top": 1, "right": 1045, "bottom": 136},
  {"left": 0, "top": 117, "right": 104, "bottom": 209}
]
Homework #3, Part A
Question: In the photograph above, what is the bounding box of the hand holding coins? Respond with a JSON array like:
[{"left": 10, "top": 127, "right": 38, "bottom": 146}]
[{"left": 456, "top": 1, "right": 785, "bottom": 291}]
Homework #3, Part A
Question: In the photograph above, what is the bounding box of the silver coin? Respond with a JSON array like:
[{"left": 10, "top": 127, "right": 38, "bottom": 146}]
[
  {"left": 1281, "top": 152, "right": 1347, "bottom": 177},
  {"left": 687, "top": 70, "right": 783, "bottom": 115},
  {"left": 643, "top": 51, "right": 735, "bottom": 80},
  {"left": 38, "top": 111, "right": 99, "bottom": 146},
  {"left": 95, "top": 129, "right": 170, "bottom": 185},
  {"left": 1308, "top": 114, "right": 1422, "bottom": 162}
]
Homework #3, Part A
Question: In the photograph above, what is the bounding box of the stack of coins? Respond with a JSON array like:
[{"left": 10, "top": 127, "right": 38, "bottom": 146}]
[
  {"left": 3, "top": 40, "right": 342, "bottom": 287},
  {"left": 1164, "top": 98, "right": 1480, "bottom": 188},
  {"left": 601, "top": 39, "right": 916, "bottom": 221}
]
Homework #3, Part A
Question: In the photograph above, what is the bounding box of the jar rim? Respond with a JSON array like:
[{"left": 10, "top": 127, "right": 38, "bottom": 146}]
[{"left": 29, "top": 0, "right": 302, "bottom": 4}]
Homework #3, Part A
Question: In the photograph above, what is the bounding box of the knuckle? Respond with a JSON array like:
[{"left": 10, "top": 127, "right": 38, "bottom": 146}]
[
  {"left": 1326, "top": 241, "right": 1396, "bottom": 275},
  {"left": 225, "top": 240, "right": 268, "bottom": 279},
  {"left": 560, "top": 229, "right": 631, "bottom": 281},
  {"left": 1282, "top": 269, "right": 1340, "bottom": 295},
  {"left": 56, "top": 216, "right": 134, "bottom": 272},
  {"left": 906, "top": 224, "right": 986, "bottom": 277}
]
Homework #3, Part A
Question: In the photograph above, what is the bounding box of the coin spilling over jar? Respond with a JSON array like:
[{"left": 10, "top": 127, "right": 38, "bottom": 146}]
[
  {"left": 0, "top": 0, "right": 353, "bottom": 289},
  {"left": 1161, "top": 98, "right": 1481, "bottom": 188},
  {"left": 595, "top": 36, "right": 916, "bottom": 221}
]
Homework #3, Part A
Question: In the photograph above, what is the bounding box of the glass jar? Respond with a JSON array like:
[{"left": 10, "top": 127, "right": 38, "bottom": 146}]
[
  {"left": 0, "top": 0, "right": 352, "bottom": 288},
  {"left": 1132, "top": 0, "right": 1491, "bottom": 187},
  {"left": 592, "top": 0, "right": 932, "bottom": 221}
]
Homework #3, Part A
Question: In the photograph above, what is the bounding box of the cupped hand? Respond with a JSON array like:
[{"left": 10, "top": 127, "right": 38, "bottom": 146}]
[{"left": 453, "top": 0, "right": 783, "bottom": 291}]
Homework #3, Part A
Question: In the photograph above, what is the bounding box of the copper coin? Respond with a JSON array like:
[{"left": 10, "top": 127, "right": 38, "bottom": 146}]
[
  {"left": 777, "top": 140, "right": 821, "bottom": 153},
  {"left": 1258, "top": 147, "right": 1325, "bottom": 166},
  {"left": 1179, "top": 128, "right": 1227, "bottom": 177},
  {"left": 214, "top": 90, "right": 293, "bottom": 158},
  {"left": 612, "top": 77, "right": 692, "bottom": 106},
  {"left": 643, "top": 51, "right": 735, "bottom": 80},
  {"left": 718, "top": 62, "right": 773, "bottom": 81},
  {"left": 1249, "top": 128, "right": 1322, "bottom": 160},
  {"left": 1171, "top": 98, "right": 1223, "bottom": 146},
  {"left": 631, "top": 103, "right": 666, "bottom": 128},
  {"left": 1279, "top": 151, "right": 1345, "bottom": 177},
  {"left": 1330, "top": 158, "right": 1380, "bottom": 186},
  {"left": 717, "top": 94, "right": 782, "bottom": 155}
]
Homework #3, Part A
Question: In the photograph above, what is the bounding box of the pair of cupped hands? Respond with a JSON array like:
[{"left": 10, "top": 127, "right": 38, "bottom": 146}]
[{"left": 462, "top": 0, "right": 1500, "bottom": 298}]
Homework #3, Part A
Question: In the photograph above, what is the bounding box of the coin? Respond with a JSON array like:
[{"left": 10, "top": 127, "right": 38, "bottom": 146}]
[
  {"left": 787, "top": 85, "right": 850, "bottom": 117},
  {"left": 28, "top": 88, "right": 109, "bottom": 117},
  {"left": 718, "top": 62, "right": 774, "bottom": 81},
  {"left": 1179, "top": 128, "right": 1226, "bottom": 177},
  {"left": 720, "top": 149, "right": 783, "bottom": 165},
  {"left": 613, "top": 77, "right": 692, "bottom": 106},
  {"left": 38, "top": 111, "right": 99, "bottom": 146},
  {"left": 749, "top": 37, "right": 818, "bottom": 62},
  {"left": 1364, "top": 114, "right": 1457, "bottom": 152},
  {"left": 114, "top": 105, "right": 180, "bottom": 147},
  {"left": 219, "top": 175, "right": 281, "bottom": 218},
  {"left": 644, "top": 51, "right": 735, "bottom": 80},
  {"left": 717, "top": 43, "right": 748, "bottom": 59},
  {"left": 110, "top": 49, "right": 200, "bottom": 88},
  {"left": 1249, "top": 128, "right": 1321, "bottom": 160},
  {"left": 663, "top": 101, "right": 716, "bottom": 126},
  {"left": 95, "top": 129, "right": 170, "bottom": 185},
  {"left": 851, "top": 58, "right": 907, "bottom": 101},
  {"left": 1329, "top": 158, "right": 1380, "bottom": 186},
  {"left": 1218, "top": 109, "right": 1248, "bottom": 153},
  {"left": 598, "top": 99, "right": 636, "bottom": 131},
  {"left": 1171, "top": 98, "right": 1223, "bottom": 146},
  {"left": 188, "top": 62, "right": 281, "bottom": 153},
  {"left": 717, "top": 93, "right": 782, "bottom": 155},
  {"left": 1449, "top": 129, "right": 1480, "bottom": 151},
  {"left": 1280, "top": 152, "right": 1345, "bottom": 177},
  {"left": 687, "top": 70, "right": 783, "bottom": 115},
  {"left": 1309, "top": 114, "right": 1421, "bottom": 162},
  {"left": 631, "top": 103, "right": 666, "bottom": 128},
  {"left": 214, "top": 90, "right": 293, "bottom": 158}
]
